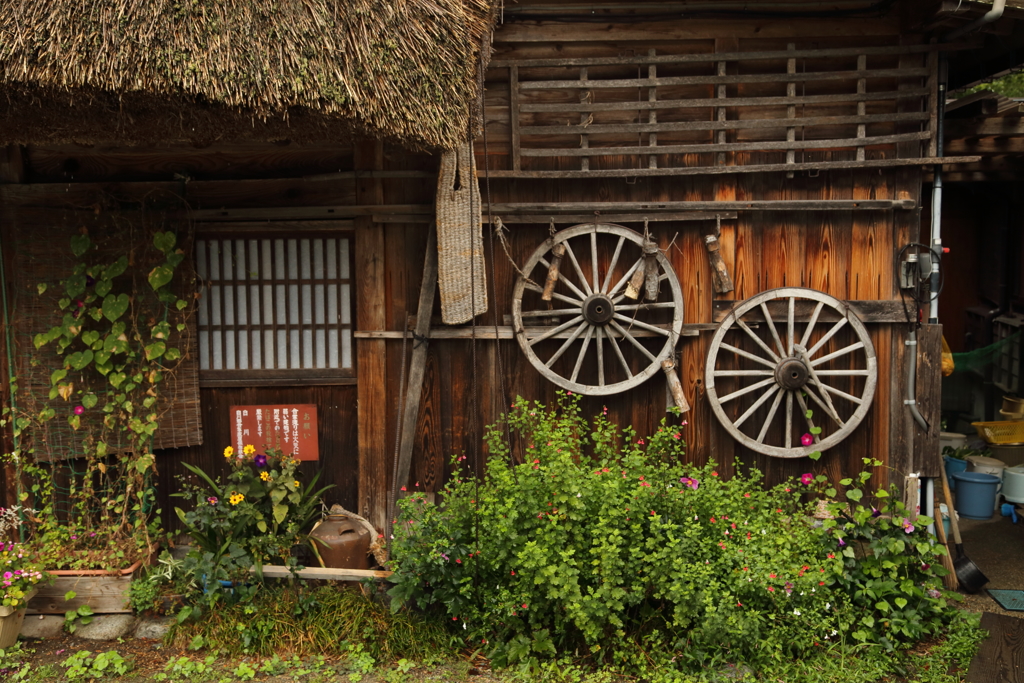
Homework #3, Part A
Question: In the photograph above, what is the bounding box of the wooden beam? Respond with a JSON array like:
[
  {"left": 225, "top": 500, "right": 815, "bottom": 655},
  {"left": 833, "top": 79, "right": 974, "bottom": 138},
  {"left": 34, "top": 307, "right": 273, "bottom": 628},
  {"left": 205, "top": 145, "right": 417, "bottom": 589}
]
[
  {"left": 519, "top": 88, "right": 931, "bottom": 113},
  {"left": 489, "top": 42, "right": 976, "bottom": 68},
  {"left": 712, "top": 299, "right": 912, "bottom": 324},
  {"left": 518, "top": 68, "right": 929, "bottom": 91},
  {"left": 493, "top": 19, "right": 904, "bottom": 43},
  {"left": 393, "top": 226, "right": 438, "bottom": 504},
  {"left": 519, "top": 132, "right": 933, "bottom": 158},
  {"left": 489, "top": 200, "right": 919, "bottom": 213},
  {"left": 945, "top": 138, "right": 1024, "bottom": 154},
  {"left": 373, "top": 212, "right": 737, "bottom": 224},
  {"left": 519, "top": 112, "right": 930, "bottom": 136},
  {"left": 937, "top": 118, "right": 1024, "bottom": 138},
  {"left": 356, "top": 324, "right": 712, "bottom": 340},
  {"left": 355, "top": 140, "right": 388, "bottom": 532},
  {"left": 480, "top": 157, "right": 980, "bottom": 179},
  {"left": 254, "top": 565, "right": 393, "bottom": 581},
  {"left": 0, "top": 145, "right": 23, "bottom": 511}
]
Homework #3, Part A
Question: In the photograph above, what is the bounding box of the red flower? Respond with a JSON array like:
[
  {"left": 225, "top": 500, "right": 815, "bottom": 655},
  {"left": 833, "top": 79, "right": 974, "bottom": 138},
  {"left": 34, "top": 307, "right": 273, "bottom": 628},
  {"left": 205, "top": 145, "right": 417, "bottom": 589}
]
[
  {"left": 456, "top": 559, "right": 462, "bottom": 564},
  {"left": 711, "top": 471, "right": 719, "bottom": 476},
  {"left": 637, "top": 439, "right": 645, "bottom": 445},
  {"left": 400, "top": 486, "right": 406, "bottom": 491},
  {"left": 744, "top": 493, "right": 751, "bottom": 498},
  {"left": 533, "top": 459, "right": 540, "bottom": 464},
  {"left": 768, "top": 586, "right": 775, "bottom": 592},
  {"left": 511, "top": 571, "right": 515, "bottom": 575},
  {"left": 828, "top": 553, "right": 835, "bottom": 559},
  {"left": 522, "top": 603, "right": 528, "bottom": 609},
  {"left": 769, "top": 573, "right": 777, "bottom": 578}
]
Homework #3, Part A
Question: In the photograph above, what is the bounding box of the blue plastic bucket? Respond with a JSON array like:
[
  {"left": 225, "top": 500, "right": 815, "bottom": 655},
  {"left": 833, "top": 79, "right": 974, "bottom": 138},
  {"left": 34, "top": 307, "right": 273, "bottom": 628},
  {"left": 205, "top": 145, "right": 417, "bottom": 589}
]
[
  {"left": 952, "top": 471, "right": 1001, "bottom": 520},
  {"left": 945, "top": 455, "right": 969, "bottom": 491}
]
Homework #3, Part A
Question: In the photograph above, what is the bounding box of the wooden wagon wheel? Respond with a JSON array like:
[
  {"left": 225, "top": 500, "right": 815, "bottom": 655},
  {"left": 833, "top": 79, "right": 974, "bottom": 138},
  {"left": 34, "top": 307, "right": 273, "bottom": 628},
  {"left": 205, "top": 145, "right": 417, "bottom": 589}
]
[
  {"left": 512, "top": 223, "right": 684, "bottom": 396},
  {"left": 705, "top": 287, "right": 877, "bottom": 458}
]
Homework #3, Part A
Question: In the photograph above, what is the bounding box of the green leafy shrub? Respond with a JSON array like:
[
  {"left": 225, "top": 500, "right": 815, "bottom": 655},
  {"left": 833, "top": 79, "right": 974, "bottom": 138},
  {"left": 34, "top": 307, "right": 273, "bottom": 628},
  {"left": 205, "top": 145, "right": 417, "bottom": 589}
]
[
  {"left": 818, "top": 463, "right": 957, "bottom": 648},
  {"left": 387, "top": 395, "right": 960, "bottom": 674}
]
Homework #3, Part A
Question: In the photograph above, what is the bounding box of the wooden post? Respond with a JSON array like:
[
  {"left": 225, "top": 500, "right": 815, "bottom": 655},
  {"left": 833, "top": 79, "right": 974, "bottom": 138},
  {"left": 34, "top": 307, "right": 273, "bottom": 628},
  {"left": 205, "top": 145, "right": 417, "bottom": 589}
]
[
  {"left": 0, "top": 145, "right": 24, "bottom": 510},
  {"left": 393, "top": 226, "right": 438, "bottom": 499},
  {"left": 355, "top": 140, "right": 388, "bottom": 531}
]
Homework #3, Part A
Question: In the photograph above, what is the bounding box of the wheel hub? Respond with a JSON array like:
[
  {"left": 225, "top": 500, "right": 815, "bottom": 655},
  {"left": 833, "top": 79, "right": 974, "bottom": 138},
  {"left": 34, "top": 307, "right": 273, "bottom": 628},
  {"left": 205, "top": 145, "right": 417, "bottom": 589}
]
[
  {"left": 583, "top": 294, "right": 615, "bottom": 326},
  {"left": 775, "top": 357, "right": 810, "bottom": 390}
]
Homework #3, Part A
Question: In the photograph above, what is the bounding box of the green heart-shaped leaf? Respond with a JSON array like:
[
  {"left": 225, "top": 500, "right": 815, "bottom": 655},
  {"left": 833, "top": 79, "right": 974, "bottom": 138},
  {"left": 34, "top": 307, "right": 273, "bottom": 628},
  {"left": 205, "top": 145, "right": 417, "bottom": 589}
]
[
  {"left": 102, "top": 293, "right": 130, "bottom": 322},
  {"left": 148, "top": 265, "right": 174, "bottom": 291},
  {"left": 65, "top": 273, "right": 86, "bottom": 299},
  {"left": 70, "top": 235, "right": 91, "bottom": 257},
  {"left": 69, "top": 349, "right": 93, "bottom": 370},
  {"left": 50, "top": 368, "right": 67, "bottom": 385},
  {"left": 104, "top": 256, "right": 128, "bottom": 280},
  {"left": 164, "top": 347, "right": 181, "bottom": 362},
  {"left": 153, "top": 231, "right": 176, "bottom": 254},
  {"left": 81, "top": 393, "right": 98, "bottom": 409},
  {"left": 81, "top": 331, "right": 100, "bottom": 346},
  {"left": 144, "top": 342, "right": 166, "bottom": 360},
  {"left": 109, "top": 372, "right": 127, "bottom": 389},
  {"left": 94, "top": 279, "right": 112, "bottom": 297}
]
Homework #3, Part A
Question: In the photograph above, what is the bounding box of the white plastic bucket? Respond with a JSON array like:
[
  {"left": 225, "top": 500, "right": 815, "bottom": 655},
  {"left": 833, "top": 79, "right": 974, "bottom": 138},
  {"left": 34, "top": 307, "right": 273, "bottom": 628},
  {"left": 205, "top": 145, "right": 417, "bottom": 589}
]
[
  {"left": 968, "top": 455, "right": 1006, "bottom": 511},
  {"left": 1003, "top": 466, "right": 1024, "bottom": 505},
  {"left": 940, "top": 432, "right": 968, "bottom": 451}
]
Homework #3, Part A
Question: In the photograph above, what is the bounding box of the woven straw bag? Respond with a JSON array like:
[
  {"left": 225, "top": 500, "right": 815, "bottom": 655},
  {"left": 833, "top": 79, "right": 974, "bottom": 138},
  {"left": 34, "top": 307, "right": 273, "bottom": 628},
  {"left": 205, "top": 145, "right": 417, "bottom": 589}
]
[{"left": 436, "top": 142, "right": 487, "bottom": 324}]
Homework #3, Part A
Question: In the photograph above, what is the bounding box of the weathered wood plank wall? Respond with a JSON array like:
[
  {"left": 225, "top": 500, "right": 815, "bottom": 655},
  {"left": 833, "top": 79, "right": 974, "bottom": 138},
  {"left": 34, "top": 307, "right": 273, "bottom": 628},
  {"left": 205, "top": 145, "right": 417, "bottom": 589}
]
[{"left": 0, "top": 11, "right": 941, "bottom": 525}]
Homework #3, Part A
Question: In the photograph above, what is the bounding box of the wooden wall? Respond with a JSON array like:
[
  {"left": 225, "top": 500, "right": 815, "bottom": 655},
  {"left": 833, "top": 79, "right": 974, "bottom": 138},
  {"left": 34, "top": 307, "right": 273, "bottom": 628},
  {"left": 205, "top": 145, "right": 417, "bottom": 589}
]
[{"left": 0, "top": 10, "right": 948, "bottom": 531}]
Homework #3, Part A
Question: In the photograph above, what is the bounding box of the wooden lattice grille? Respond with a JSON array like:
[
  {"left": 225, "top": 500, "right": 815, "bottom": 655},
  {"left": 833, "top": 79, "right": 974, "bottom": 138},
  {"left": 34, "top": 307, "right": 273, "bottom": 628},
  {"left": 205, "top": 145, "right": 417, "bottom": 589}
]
[
  {"left": 196, "top": 234, "right": 355, "bottom": 386},
  {"left": 489, "top": 43, "right": 942, "bottom": 178}
]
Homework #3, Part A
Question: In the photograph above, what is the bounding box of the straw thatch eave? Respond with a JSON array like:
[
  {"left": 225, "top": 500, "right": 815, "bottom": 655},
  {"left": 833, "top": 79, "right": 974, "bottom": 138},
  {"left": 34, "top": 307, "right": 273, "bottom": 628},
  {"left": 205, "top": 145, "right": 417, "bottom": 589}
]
[{"left": 0, "top": 0, "right": 496, "bottom": 150}]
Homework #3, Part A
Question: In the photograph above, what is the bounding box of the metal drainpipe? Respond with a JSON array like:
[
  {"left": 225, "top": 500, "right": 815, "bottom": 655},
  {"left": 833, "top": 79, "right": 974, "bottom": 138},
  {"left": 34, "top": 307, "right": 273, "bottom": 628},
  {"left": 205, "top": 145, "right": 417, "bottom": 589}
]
[{"left": 946, "top": 0, "right": 1007, "bottom": 42}]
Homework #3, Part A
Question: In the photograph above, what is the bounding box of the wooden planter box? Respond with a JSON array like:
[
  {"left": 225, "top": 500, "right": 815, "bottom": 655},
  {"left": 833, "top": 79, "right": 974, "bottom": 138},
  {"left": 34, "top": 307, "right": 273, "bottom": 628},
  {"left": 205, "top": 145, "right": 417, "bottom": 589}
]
[{"left": 27, "top": 554, "right": 151, "bottom": 616}]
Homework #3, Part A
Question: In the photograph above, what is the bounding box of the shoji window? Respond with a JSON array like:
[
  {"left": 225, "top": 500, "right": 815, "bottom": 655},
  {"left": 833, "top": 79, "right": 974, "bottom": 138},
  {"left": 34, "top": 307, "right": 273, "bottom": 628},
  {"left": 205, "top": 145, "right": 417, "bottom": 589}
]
[{"left": 195, "top": 233, "right": 355, "bottom": 386}]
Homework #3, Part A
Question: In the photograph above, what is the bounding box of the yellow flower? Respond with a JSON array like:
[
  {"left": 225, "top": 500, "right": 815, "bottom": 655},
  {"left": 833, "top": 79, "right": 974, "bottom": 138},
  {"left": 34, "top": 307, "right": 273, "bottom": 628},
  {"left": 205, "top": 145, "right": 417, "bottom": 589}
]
[
  {"left": 223, "top": 446, "right": 234, "bottom": 459},
  {"left": 294, "top": 480, "right": 300, "bottom": 488},
  {"left": 229, "top": 492, "right": 245, "bottom": 505},
  {"left": 260, "top": 471, "right": 270, "bottom": 482},
  {"left": 243, "top": 444, "right": 256, "bottom": 456}
]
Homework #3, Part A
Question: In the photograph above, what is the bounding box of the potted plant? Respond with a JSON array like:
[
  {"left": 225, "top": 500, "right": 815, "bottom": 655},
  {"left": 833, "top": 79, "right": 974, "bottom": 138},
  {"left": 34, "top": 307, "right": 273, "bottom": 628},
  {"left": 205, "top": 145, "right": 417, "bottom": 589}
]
[{"left": 0, "top": 513, "right": 51, "bottom": 648}]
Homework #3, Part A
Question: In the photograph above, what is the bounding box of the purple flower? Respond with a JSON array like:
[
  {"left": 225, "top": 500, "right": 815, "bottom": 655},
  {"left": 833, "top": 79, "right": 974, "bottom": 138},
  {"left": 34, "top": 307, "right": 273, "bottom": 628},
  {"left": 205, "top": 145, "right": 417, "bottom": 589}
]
[
  {"left": 679, "top": 477, "right": 699, "bottom": 490},
  {"left": 838, "top": 537, "right": 846, "bottom": 547},
  {"left": 902, "top": 518, "right": 915, "bottom": 534},
  {"left": 254, "top": 454, "right": 268, "bottom": 468},
  {"left": 871, "top": 507, "right": 882, "bottom": 518},
  {"left": 800, "top": 473, "right": 814, "bottom": 486},
  {"left": 801, "top": 433, "right": 814, "bottom": 447},
  {"left": 207, "top": 497, "right": 218, "bottom": 505},
  {"left": 73, "top": 405, "right": 85, "bottom": 416}
]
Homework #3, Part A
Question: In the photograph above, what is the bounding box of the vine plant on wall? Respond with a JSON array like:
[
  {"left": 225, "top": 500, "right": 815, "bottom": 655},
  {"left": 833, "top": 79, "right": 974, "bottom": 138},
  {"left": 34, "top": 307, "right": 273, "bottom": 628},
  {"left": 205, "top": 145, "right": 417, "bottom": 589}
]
[{"left": 2, "top": 223, "right": 194, "bottom": 570}]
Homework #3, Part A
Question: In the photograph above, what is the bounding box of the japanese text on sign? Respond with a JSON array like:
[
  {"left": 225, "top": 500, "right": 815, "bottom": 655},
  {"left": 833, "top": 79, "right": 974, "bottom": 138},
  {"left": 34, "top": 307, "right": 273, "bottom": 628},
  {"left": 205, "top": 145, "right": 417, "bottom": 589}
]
[{"left": 229, "top": 404, "right": 319, "bottom": 461}]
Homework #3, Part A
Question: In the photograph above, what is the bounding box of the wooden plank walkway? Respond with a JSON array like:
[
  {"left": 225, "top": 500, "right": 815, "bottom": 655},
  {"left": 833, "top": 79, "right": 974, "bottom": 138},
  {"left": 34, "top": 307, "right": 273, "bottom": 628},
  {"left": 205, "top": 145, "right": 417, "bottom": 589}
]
[{"left": 967, "top": 612, "right": 1024, "bottom": 683}]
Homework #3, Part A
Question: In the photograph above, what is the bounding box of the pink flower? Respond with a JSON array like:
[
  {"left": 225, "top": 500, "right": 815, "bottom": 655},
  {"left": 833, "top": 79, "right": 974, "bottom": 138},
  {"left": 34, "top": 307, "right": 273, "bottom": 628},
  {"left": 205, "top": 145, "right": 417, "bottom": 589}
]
[
  {"left": 902, "top": 518, "right": 915, "bottom": 534},
  {"left": 800, "top": 473, "right": 814, "bottom": 485},
  {"left": 801, "top": 433, "right": 814, "bottom": 446},
  {"left": 73, "top": 405, "right": 85, "bottom": 416}
]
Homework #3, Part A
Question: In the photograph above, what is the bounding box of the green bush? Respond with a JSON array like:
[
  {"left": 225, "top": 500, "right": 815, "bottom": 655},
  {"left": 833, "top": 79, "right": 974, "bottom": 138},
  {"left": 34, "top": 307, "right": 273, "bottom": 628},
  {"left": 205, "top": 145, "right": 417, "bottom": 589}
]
[{"left": 387, "top": 395, "right": 958, "bottom": 674}]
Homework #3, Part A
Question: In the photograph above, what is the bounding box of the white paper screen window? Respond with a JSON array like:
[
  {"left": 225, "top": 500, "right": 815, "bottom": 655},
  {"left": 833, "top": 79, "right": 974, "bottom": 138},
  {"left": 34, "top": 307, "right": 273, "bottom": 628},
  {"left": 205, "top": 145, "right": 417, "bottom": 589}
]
[{"left": 196, "top": 236, "right": 354, "bottom": 379}]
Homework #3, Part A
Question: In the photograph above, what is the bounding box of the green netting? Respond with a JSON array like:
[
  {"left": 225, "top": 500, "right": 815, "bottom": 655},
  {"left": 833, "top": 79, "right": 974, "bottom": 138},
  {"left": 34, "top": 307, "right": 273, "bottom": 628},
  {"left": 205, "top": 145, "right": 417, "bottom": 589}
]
[{"left": 947, "top": 332, "right": 1021, "bottom": 376}]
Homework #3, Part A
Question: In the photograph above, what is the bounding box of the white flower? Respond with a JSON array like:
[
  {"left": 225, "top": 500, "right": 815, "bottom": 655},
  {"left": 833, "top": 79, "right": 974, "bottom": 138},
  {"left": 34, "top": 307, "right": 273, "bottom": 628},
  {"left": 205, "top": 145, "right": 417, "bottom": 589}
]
[
  {"left": 793, "top": 609, "right": 801, "bottom": 616},
  {"left": 825, "top": 603, "right": 830, "bottom": 610},
  {"left": 576, "top": 493, "right": 581, "bottom": 497}
]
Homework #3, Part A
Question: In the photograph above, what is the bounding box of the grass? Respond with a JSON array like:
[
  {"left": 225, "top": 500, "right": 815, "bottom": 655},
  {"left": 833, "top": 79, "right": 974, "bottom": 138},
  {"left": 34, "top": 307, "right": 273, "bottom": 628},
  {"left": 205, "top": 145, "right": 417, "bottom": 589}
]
[{"left": 168, "top": 583, "right": 454, "bottom": 664}]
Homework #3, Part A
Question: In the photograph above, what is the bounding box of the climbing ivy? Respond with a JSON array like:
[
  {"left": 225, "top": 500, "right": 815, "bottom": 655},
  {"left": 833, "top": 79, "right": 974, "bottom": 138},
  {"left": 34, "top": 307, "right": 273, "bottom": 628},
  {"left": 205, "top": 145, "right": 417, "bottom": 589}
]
[{"left": 3, "top": 225, "right": 192, "bottom": 561}]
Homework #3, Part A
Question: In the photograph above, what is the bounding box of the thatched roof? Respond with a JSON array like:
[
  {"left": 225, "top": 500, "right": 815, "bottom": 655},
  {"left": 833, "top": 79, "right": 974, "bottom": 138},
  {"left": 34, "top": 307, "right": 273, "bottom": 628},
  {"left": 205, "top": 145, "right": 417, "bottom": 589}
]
[{"left": 0, "top": 1, "right": 496, "bottom": 149}]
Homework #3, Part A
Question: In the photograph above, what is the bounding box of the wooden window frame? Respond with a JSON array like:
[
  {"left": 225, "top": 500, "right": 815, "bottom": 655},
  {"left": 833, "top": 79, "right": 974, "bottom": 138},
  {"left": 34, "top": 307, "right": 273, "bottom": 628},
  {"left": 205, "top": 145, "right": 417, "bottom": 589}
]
[{"left": 195, "top": 222, "right": 357, "bottom": 388}]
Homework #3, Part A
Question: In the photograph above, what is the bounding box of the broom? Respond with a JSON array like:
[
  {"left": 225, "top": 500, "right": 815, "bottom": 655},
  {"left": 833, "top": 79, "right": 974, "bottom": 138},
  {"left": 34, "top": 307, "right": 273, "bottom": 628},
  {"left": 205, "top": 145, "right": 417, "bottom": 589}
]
[{"left": 933, "top": 487, "right": 959, "bottom": 590}]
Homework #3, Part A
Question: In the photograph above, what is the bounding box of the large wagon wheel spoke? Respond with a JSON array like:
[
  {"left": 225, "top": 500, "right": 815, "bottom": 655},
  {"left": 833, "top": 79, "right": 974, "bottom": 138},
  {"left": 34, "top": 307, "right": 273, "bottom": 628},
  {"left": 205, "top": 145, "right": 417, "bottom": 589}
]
[
  {"left": 705, "top": 287, "right": 877, "bottom": 459},
  {"left": 513, "top": 223, "right": 683, "bottom": 396}
]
